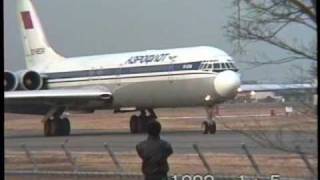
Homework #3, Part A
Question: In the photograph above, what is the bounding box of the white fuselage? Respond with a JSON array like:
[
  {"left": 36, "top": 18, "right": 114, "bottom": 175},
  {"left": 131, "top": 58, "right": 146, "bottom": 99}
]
[
  {"left": 39, "top": 46, "right": 241, "bottom": 109},
  {"left": 15, "top": 0, "right": 241, "bottom": 110}
]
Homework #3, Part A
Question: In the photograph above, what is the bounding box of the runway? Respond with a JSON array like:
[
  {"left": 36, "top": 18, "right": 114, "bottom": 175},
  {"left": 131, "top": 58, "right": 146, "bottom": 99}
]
[
  {"left": 5, "top": 129, "right": 317, "bottom": 155},
  {"left": 5, "top": 104, "right": 317, "bottom": 156}
]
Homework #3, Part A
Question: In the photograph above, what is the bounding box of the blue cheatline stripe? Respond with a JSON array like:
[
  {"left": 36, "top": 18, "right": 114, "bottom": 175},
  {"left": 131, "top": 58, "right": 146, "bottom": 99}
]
[
  {"left": 46, "top": 61, "right": 202, "bottom": 80},
  {"left": 48, "top": 71, "right": 214, "bottom": 84}
]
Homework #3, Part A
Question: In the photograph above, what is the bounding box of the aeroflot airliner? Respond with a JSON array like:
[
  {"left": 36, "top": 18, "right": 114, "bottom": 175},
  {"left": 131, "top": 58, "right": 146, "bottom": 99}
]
[{"left": 4, "top": 0, "right": 315, "bottom": 136}]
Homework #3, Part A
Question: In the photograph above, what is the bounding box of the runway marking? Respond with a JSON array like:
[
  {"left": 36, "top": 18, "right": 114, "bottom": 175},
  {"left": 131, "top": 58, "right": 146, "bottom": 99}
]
[{"left": 159, "top": 113, "right": 284, "bottom": 120}]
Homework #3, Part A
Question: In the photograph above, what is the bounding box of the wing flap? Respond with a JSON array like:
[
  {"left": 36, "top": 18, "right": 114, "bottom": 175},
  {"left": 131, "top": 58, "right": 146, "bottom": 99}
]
[
  {"left": 5, "top": 89, "right": 113, "bottom": 114},
  {"left": 5, "top": 89, "right": 111, "bottom": 99}
]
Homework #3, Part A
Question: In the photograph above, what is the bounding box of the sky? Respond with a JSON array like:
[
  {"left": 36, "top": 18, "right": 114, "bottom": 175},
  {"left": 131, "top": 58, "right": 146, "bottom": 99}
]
[{"left": 4, "top": 0, "right": 316, "bottom": 83}]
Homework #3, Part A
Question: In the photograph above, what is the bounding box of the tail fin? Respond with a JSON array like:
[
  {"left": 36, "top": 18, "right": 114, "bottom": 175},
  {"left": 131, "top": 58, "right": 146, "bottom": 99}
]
[{"left": 17, "top": 0, "right": 65, "bottom": 71}]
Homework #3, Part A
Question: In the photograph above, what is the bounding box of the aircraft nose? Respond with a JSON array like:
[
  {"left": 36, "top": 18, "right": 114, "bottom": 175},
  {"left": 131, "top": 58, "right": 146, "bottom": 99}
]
[{"left": 214, "top": 70, "right": 240, "bottom": 98}]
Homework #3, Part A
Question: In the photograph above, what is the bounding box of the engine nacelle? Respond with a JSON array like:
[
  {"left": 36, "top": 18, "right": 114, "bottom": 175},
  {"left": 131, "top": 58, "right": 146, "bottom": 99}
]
[
  {"left": 16, "top": 70, "right": 44, "bottom": 90},
  {"left": 4, "top": 71, "right": 19, "bottom": 91}
]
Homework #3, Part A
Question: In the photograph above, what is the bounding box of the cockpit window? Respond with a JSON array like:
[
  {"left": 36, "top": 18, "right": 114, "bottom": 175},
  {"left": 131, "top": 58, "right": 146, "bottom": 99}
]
[
  {"left": 199, "top": 60, "right": 239, "bottom": 73},
  {"left": 229, "top": 63, "right": 238, "bottom": 71},
  {"left": 202, "top": 64, "right": 206, "bottom": 69}
]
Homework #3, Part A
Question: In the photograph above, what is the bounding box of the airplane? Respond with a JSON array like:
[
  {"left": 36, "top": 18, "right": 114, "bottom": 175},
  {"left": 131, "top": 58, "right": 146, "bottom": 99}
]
[{"left": 4, "top": 0, "right": 316, "bottom": 136}]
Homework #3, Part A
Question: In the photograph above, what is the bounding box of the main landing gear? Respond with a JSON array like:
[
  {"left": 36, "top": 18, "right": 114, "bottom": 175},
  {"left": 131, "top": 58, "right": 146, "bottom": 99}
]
[
  {"left": 202, "top": 106, "right": 217, "bottom": 134},
  {"left": 130, "top": 109, "right": 157, "bottom": 134},
  {"left": 44, "top": 117, "right": 71, "bottom": 136},
  {"left": 43, "top": 107, "right": 71, "bottom": 136}
]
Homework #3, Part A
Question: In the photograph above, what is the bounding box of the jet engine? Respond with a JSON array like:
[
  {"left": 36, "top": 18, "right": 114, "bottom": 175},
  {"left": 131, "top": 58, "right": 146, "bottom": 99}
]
[
  {"left": 4, "top": 71, "right": 19, "bottom": 91},
  {"left": 17, "top": 70, "right": 44, "bottom": 90}
]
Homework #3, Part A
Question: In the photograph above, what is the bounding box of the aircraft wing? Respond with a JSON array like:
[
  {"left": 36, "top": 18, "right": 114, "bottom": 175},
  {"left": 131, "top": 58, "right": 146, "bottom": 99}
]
[
  {"left": 5, "top": 88, "right": 113, "bottom": 115},
  {"left": 238, "top": 83, "right": 316, "bottom": 93}
]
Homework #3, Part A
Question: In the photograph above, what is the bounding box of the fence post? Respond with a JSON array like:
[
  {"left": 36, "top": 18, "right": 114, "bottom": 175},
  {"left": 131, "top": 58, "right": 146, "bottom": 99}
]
[
  {"left": 295, "top": 145, "right": 316, "bottom": 178},
  {"left": 61, "top": 143, "right": 79, "bottom": 172},
  {"left": 104, "top": 143, "right": 124, "bottom": 173},
  {"left": 21, "top": 144, "right": 38, "bottom": 172},
  {"left": 241, "top": 143, "right": 262, "bottom": 176},
  {"left": 192, "top": 144, "right": 213, "bottom": 174}
]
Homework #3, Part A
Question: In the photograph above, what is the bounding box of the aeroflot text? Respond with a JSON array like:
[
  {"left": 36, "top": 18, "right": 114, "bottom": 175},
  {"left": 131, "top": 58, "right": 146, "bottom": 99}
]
[{"left": 125, "top": 53, "right": 170, "bottom": 64}]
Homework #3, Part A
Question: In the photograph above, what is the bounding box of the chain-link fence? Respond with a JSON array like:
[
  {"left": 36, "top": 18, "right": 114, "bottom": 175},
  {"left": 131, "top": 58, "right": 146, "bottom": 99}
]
[{"left": 5, "top": 142, "right": 317, "bottom": 180}]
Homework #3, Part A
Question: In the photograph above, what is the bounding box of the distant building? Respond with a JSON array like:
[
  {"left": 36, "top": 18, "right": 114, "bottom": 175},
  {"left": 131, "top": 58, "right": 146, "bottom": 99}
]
[
  {"left": 254, "top": 92, "right": 283, "bottom": 102},
  {"left": 234, "top": 91, "right": 283, "bottom": 103},
  {"left": 275, "top": 90, "right": 314, "bottom": 104},
  {"left": 234, "top": 80, "right": 317, "bottom": 104},
  {"left": 234, "top": 93, "right": 252, "bottom": 103}
]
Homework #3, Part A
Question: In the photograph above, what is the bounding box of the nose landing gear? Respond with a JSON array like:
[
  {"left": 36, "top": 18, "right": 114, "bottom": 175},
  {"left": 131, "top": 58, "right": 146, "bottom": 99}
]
[
  {"left": 130, "top": 109, "right": 157, "bottom": 134},
  {"left": 202, "top": 106, "right": 217, "bottom": 134}
]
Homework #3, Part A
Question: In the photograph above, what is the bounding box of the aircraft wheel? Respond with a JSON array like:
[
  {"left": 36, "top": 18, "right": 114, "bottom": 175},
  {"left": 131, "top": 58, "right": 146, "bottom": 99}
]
[
  {"left": 44, "top": 118, "right": 70, "bottom": 136},
  {"left": 148, "top": 115, "right": 157, "bottom": 122},
  {"left": 44, "top": 120, "right": 60, "bottom": 136},
  {"left": 44, "top": 120, "right": 52, "bottom": 136},
  {"left": 136, "top": 117, "right": 144, "bottom": 133},
  {"left": 209, "top": 121, "right": 217, "bottom": 134},
  {"left": 52, "top": 120, "right": 60, "bottom": 136},
  {"left": 130, "top": 115, "right": 139, "bottom": 134},
  {"left": 139, "top": 115, "right": 150, "bottom": 133},
  {"left": 202, "top": 121, "right": 209, "bottom": 134},
  {"left": 59, "top": 118, "right": 71, "bottom": 136},
  {"left": 55, "top": 119, "right": 64, "bottom": 136}
]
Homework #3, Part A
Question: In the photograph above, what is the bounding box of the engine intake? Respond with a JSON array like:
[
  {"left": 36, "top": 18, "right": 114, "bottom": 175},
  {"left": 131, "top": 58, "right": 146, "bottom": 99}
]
[
  {"left": 4, "top": 71, "right": 19, "bottom": 91},
  {"left": 18, "top": 70, "right": 44, "bottom": 90},
  {"left": 5, "top": 70, "right": 45, "bottom": 91}
]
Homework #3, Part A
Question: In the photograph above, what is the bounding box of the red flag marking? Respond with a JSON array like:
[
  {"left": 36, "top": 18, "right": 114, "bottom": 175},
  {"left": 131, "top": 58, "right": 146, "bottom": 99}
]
[{"left": 21, "top": 11, "right": 34, "bottom": 29}]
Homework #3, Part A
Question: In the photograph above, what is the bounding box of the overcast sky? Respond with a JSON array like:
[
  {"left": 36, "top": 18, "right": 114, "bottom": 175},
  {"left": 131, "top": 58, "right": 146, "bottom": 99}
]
[{"left": 4, "top": 0, "right": 316, "bottom": 82}]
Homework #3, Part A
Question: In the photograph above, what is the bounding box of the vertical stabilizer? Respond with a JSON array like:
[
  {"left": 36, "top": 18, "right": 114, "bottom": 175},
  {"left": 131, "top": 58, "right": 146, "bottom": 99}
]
[{"left": 17, "top": 0, "right": 65, "bottom": 71}]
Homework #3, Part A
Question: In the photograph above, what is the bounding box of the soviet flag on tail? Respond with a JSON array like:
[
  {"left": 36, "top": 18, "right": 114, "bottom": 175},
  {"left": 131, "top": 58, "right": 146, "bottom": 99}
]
[{"left": 21, "top": 11, "right": 34, "bottom": 29}]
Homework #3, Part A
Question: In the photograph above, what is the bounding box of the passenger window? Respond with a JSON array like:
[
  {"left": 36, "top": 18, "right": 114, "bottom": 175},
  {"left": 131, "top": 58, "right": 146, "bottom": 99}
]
[
  {"left": 225, "top": 63, "right": 230, "bottom": 69},
  {"left": 207, "top": 64, "right": 213, "bottom": 69},
  {"left": 214, "top": 63, "right": 220, "bottom": 69},
  {"left": 221, "top": 63, "right": 226, "bottom": 69}
]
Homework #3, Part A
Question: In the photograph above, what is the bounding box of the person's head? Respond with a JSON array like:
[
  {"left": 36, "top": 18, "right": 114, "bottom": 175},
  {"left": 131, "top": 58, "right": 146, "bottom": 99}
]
[{"left": 147, "top": 120, "right": 161, "bottom": 137}]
